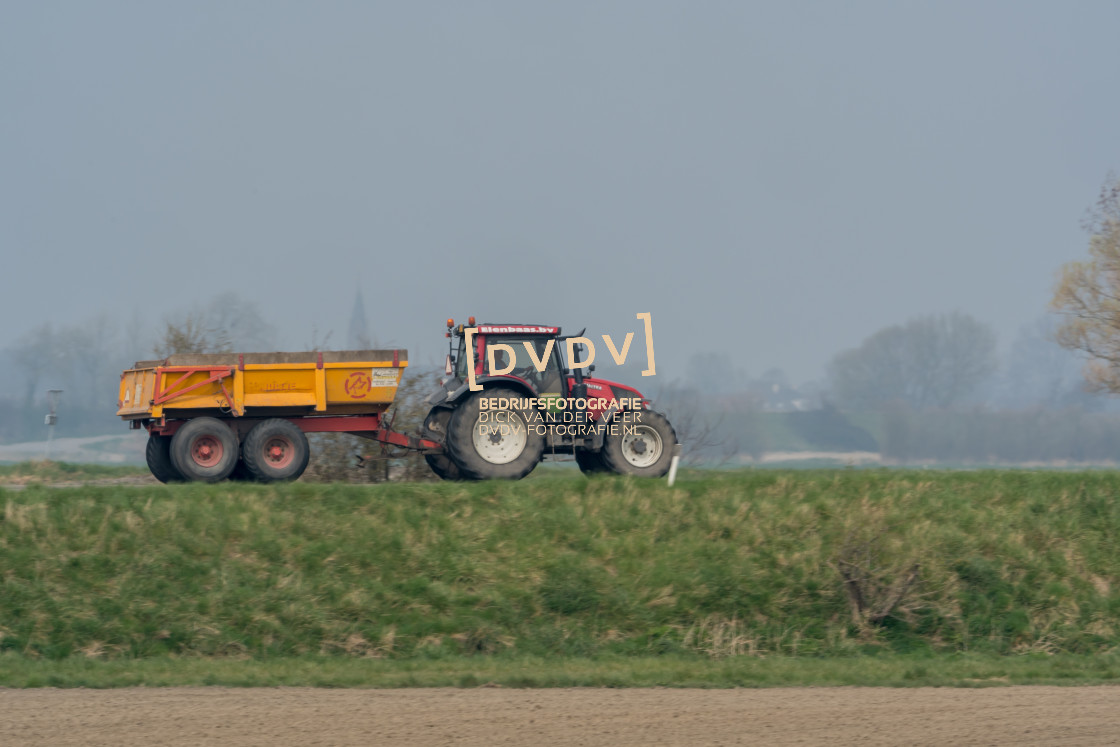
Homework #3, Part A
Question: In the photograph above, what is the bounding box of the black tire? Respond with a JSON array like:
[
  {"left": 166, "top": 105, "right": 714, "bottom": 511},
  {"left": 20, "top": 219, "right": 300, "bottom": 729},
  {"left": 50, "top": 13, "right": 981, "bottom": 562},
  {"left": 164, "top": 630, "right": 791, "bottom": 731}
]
[
  {"left": 241, "top": 418, "right": 310, "bottom": 483},
  {"left": 228, "top": 459, "right": 256, "bottom": 482},
  {"left": 445, "top": 387, "right": 544, "bottom": 480},
  {"left": 425, "top": 452, "right": 467, "bottom": 481},
  {"left": 601, "top": 409, "right": 677, "bottom": 478},
  {"left": 146, "top": 434, "right": 183, "bottom": 483},
  {"left": 170, "top": 417, "right": 239, "bottom": 483},
  {"left": 421, "top": 406, "right": 468, "bottom": 481},
  {"left": 575, "top": 448, "right": 609, "bottom": 476}
]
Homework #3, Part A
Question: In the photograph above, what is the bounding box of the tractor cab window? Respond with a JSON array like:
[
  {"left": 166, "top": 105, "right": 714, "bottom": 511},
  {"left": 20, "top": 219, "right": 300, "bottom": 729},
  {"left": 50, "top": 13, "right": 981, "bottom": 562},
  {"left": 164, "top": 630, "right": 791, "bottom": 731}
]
[
  {"left": 454, "top": 338, "right": 471, "bottom": 380},
  {"left": 494, "top": 336, "right": 563, "bottom": 395}
]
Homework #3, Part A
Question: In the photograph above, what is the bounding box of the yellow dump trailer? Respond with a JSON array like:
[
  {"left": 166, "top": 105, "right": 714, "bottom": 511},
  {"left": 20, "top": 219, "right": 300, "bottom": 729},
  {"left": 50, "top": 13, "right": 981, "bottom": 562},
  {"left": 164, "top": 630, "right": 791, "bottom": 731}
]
[
  {"left": 118, "top": 350, "right": 406, "bottom": 420},
  {"left": 118, "top": 350, "right": 437, "bottom": 484}
]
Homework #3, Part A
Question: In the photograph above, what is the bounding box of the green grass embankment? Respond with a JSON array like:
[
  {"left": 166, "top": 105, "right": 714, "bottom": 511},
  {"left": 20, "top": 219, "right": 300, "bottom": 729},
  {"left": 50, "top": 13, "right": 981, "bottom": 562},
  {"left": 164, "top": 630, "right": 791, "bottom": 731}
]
[
  {"left": 0, "top": 460, "right": 147, "bottom": 484},
  {"left": 2, "top": 471, "right": 1119, "bottom": 685}
]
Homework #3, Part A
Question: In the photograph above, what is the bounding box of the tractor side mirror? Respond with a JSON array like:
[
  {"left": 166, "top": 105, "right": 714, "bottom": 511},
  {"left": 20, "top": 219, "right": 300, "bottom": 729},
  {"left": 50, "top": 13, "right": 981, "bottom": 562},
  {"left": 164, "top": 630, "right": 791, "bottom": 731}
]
[{"left": 588, "top": 365, "right": 595, "bottom": 373}]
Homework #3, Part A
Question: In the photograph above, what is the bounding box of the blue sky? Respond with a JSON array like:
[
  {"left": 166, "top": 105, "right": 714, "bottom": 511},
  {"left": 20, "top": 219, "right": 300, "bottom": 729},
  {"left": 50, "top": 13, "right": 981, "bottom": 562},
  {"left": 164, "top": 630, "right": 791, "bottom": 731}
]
[{"left": 3, "top": 1, "right": 1119, "bottom": 382}]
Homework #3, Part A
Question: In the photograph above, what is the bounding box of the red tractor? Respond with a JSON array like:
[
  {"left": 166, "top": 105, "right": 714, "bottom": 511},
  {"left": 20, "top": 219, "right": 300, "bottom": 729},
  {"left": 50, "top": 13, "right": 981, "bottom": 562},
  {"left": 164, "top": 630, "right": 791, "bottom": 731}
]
[{"left": 422, "top": 319, "right": 678, "bottom": 480}]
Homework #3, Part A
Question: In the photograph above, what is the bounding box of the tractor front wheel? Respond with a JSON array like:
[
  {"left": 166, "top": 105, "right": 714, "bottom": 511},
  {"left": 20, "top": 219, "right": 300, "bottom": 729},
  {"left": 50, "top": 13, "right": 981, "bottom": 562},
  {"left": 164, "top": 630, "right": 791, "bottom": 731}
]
[{"left": 601, "top": 410, "right": 677, "bottom": 478}]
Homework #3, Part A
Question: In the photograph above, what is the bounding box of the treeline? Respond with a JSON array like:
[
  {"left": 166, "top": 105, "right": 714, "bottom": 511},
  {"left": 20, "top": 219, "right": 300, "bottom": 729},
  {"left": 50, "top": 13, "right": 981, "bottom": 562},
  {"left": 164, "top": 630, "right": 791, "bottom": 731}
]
[
  {"left": 0, "top": 400, "right": 119, "bottom": 444},
  {"left": 0, "top": 314, "right": 139, "bottom": 442},
  {"left": 0, "top": 293, "right": 277, "bottom": 444},
  {"left": 680, "top": 406, "right": 1120, "bottom": 465},
  {"left": 880, "top": 408, "right": 1120, "bottom": 463},
  {"left": 4, "top": 291, "right": 1120, "bottom": 466},
  {"left": 652, "top": 310, "right": 1120, "bottom": 465}
]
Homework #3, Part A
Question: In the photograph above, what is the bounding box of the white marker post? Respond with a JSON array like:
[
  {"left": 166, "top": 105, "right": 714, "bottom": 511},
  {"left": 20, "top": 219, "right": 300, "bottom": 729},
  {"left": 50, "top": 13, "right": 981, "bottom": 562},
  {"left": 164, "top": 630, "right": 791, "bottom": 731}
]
[{"left": 666, "top": 443, "right": 682, "bottom": 487}]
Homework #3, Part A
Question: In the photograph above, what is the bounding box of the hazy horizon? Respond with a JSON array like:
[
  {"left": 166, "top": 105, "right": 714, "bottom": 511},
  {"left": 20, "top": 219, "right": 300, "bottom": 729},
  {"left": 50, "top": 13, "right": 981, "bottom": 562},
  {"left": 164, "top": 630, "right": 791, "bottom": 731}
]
[{"left": 4, "top": 2, "right": 1120, "bottom": 384}]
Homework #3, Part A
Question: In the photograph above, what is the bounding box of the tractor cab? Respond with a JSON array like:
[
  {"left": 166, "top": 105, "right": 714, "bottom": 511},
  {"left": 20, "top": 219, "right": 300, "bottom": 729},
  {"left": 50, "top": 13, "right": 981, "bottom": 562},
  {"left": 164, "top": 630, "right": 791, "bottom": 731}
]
[
  {"left": 450, "top": 322, "right": 567, "bottom": 399},
  {"left": 439, "top": 319, "right": 645, "bottom": 412}
]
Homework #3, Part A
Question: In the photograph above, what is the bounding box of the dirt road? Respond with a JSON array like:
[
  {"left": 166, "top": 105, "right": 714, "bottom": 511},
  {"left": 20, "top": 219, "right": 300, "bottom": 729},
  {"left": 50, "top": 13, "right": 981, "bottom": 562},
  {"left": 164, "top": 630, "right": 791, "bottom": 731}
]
[{"left": 2, "top": 686, "right": 1118, "bottom": 745}]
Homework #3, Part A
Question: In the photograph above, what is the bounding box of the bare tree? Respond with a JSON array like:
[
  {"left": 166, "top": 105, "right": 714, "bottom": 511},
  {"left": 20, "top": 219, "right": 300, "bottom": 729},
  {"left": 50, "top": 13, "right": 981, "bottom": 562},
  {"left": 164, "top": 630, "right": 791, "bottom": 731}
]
[
  {"left": 1052, "top": 175, "right": 1120, "bottom": 393},
  {"left": 154, "top": 313, "right": 222, "bottom": 357},
  {"left": 205, "top": 291, "right": 275, "bottom": 351},
  {"left": 652, "top": 376, "right": 750, "bottom": 465},
  {"left": 994, "top": 317, "right": 1097, "bottom": 409},
  {"left": 828, "top": 312, "right": 997, "bottom": 410},
  {"left": 64, "top": 313, "right": 119, "bottom": 407},
  {"left": 154, "top": 293, "right": 275, "bottom": 357},
  {"left": 10, "top": 323, "right": 63, "bottom": 405},
  {"left": 122, "top": 308, "right": 152, "bottom": 367},
  {"left": 656, "top": 384, "right": 726, "bottom": 465},
  {"left": 834, "top": 526, "right": 922, "bottom": 627}
]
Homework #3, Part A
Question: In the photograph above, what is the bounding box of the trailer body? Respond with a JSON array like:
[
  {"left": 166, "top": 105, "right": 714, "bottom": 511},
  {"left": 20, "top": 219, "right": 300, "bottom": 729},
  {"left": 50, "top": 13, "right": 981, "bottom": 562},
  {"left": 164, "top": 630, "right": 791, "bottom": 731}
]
[
  {"left": 119, "top": 350, "right": 439, "bottom": 483},
  {"left": 118, "top": 350, "right": 406, "bottom": 421}
]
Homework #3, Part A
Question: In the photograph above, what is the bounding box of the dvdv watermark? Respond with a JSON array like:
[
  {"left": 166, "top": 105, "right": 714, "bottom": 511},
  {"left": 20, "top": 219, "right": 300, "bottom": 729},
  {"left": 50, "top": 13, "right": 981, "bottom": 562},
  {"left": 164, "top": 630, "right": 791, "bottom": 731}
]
[{"left": 465, "top": 312, "right": 656, "bottom": 392}]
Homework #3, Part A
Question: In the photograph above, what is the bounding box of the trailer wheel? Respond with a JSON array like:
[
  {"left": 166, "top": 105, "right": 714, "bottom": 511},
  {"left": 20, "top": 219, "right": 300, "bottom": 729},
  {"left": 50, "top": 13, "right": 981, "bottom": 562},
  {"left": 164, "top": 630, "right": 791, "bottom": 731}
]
[
  {"left": 146, "top": 434, "right": 183, "bottom": 483},
  {"left": 601, "top": 410, "right": 677, "bottom": 478},
  {"left": 575, "top": 448, "right": 609, "bottom": 476},
  {"left": 242, "top": 419, "right": 310, "bottom": 483},
  {"left": 170, "top": 417, "right": 239, "bottom": 483},
  {"left": 446, "top": 387, "right": 544, "bottom": 480}
]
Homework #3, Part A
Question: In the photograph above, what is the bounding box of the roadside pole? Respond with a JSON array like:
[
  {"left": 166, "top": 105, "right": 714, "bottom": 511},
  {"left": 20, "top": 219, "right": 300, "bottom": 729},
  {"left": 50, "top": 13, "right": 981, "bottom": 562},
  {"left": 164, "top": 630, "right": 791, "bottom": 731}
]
[{"left": 44, "top": 389, "right": 63, "bottom": 461}]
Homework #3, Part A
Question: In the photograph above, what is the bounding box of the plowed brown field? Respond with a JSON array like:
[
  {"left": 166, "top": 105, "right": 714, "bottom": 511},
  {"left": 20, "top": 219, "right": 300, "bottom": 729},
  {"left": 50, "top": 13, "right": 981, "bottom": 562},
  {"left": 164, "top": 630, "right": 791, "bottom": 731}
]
[{"left": 3, "top": 686, "right": 1119, "bottom": 745}]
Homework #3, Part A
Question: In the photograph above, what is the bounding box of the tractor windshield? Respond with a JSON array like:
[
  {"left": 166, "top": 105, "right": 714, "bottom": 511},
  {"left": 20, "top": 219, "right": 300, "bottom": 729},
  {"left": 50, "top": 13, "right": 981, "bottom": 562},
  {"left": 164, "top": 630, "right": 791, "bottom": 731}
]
[
  {"left": 500, "top": 337, "right": 563, "bottom": 395},
  {"left": 456, "top": 334, "right": 563, "bottom": 395}
]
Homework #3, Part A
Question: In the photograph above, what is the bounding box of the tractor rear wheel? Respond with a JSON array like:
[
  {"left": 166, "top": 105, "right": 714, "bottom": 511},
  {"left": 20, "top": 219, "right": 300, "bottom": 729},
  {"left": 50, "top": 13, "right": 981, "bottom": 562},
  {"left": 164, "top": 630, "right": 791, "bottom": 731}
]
[
  {"left": 422, "top": 407, "right": 467, "bottom": 481},
  {"left": 601, "top": 410, "right": 677, "bottom": 478},
  {"left": 146, "top": 434, "right": 183, "bottom": 483},
  {"left": 425, "top": 452, "right": 465, "bottom": 481},
  {"left": 241, "top": 419, "right": 310, "bottom": 483},
  {"left": 170, "top": 417, "right": 239, "bottom": 483},
  {"left": 575, "top": 448, "right": 609, "bottom": 476},
  {"left": 445, "top": 387, "right": 544, "bottom": 480}
]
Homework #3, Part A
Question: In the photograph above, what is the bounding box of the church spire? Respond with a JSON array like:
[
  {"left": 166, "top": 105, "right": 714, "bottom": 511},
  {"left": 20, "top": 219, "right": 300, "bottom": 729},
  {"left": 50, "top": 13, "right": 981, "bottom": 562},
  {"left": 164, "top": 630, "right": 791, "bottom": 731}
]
[{"left": 347, "top": 287, "right": 371, "bottom": 349}]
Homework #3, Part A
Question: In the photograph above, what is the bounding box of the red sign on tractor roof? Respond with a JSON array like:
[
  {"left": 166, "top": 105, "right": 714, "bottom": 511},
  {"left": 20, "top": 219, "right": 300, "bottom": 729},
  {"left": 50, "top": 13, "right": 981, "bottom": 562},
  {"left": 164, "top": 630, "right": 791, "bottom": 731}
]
[{"left": 477, "top": 325, "right": 559, "bottom": 335}]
